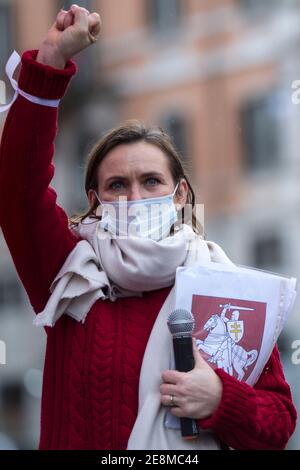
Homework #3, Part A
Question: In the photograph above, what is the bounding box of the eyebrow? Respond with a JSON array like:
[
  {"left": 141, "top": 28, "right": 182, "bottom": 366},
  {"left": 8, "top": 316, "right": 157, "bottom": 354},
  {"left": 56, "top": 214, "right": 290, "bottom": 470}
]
[{"left": 104, "top": 172, "right": 166, "bottom": 184}]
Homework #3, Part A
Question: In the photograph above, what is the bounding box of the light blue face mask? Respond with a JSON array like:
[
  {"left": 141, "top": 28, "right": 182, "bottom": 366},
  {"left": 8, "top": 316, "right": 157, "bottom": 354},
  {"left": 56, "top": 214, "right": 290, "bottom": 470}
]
[{"left": 94, "top": 184, "right": 179, "bottom": 240}]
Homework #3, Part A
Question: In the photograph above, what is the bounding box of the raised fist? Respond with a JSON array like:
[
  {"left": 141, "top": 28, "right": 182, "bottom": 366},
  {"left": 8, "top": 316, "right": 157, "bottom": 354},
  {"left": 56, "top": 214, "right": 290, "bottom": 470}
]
[{"left": 37, "top": 4, "right": 102, "bottom": 68}]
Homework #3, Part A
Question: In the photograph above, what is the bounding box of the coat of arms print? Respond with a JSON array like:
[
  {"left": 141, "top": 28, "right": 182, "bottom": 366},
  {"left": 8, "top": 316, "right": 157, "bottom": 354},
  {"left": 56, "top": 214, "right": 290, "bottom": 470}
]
[{"left": 192, "top": 295, "right": 266, "bottom": 381}]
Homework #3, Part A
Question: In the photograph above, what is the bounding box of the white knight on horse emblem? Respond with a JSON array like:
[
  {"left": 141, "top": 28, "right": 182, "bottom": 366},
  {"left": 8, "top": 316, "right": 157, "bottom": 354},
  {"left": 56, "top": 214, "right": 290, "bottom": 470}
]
[{"left": 196, "top": 303, "right": 258, "bottom": 380}]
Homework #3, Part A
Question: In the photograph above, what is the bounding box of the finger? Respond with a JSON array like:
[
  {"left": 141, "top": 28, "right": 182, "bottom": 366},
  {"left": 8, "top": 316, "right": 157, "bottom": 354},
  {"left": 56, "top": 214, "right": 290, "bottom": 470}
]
[
  {"left": 63, "top": 10, "right": 75, "bottom": 29},
  {"left": 70, "top": 4, "right": 89, "bottom": 16},
  {"left": 71, "top": 4, "right": 89, "bottom": 29},
  {"left": 159, "top": 383, "right": 177, "bottom": 396},
  {"left": 192, "top": 337, "right": 206, "bottom": 368},
  {"left": 56, "top": 10, "right": 67, "bottom": 31},
  {"left": 88, "top": 12, "right": 102, "bottom": 36},
  {"left": 161, "top": 370, "right": 183, "bottom": 384},
  {"left": 170, "top": 405, "right": 185, "bottom": 418},
  {"left": 161, "top": 394, "right": 180, "bottom": 407},
  {"left": 70, "top": 5, "right": 90, "bottom": 15}
]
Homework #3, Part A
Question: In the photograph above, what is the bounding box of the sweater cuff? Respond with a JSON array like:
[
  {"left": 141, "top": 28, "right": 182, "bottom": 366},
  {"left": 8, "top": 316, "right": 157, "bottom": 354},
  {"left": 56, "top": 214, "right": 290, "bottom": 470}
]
[
  {"left": 18, "top": 50, "right": 77, "bottom": 100},
  {"left": 198, "top": 368, "right": 256, "bottom": 430}
]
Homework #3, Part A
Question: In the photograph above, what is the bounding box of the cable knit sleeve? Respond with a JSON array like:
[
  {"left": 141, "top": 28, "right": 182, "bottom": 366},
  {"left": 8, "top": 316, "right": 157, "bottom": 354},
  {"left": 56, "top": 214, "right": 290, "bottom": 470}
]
[
  {"left": 0, "top": 50, "right": 79, "bottom": 313},
  {"left": 198, "top": 346, "right": 297, "bottom": 449}
]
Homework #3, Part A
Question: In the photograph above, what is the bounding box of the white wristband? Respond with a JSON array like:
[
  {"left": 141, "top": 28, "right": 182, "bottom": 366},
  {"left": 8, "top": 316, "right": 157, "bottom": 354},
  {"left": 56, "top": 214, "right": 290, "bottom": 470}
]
[{"left": 0, "top": 51, "right": 60, "bottom": 113}]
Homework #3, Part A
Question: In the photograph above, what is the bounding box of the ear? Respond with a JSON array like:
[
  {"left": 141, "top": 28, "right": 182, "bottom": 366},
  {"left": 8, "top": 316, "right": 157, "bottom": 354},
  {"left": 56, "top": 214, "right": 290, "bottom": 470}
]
[
  {"left": 174, "top": 179, "right": 188, "bottom": 210},
  {"left": 88, "top": 189, "right": 96, "bottom": 208}
]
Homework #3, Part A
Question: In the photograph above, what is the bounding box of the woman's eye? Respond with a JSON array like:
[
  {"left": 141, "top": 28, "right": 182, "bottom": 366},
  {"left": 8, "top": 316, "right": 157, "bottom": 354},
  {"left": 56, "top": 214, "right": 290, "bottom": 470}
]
[
  {"left": 110, "top": 181, "right": 126, "bottom": 191},
  {"left": 145, "top": 177, "right": 160, "bottom": 186}
]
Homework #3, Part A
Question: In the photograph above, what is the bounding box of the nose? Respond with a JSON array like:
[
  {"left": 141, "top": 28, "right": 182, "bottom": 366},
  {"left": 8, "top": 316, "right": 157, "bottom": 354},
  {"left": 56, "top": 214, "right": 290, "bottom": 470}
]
[{"left": 128, "top": 183, "right": 143, "bottom": 201}]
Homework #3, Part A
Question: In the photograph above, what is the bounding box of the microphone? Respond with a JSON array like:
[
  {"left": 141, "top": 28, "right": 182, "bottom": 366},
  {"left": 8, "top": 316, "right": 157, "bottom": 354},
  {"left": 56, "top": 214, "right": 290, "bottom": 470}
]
[{"left": 167, "top": 308, "right": 199, "bottom": 439}]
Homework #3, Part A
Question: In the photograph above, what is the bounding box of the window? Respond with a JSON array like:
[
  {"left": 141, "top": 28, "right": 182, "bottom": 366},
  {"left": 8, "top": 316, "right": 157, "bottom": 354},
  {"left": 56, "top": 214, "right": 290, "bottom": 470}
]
[
  {"left": 240, "top": 93, "right": 281, "bottom": 172},
  {"left": 238, "top": 0, "right": 299, "bottom": 16},
  {"left": 71, "top": 129, "right": 98, "bottom": 213},
  {"left": 0, "top": 381, "right": 25, "bottom": 416},
  {"left": 252, "top": 234, "right": 283, "bottom": 270},
  {"left": 148, "top": 0, "right": 182, "bottom": 32},
  {"left": 162, "top": 113, "right": 188, "bottom": 159},
  {"left": 239, "top": 0, "right": 281, "bottom": 12},
  {"left": 0, "top": 4, "right": 12, "bottom": 74},
  {"left": 0, "top": 278, "right": 23, "bottom": 309}
]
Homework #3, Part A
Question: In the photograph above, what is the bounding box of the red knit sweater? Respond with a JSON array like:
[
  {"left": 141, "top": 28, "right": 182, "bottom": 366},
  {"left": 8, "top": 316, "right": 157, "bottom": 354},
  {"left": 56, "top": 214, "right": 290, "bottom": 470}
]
[{"left": 0, "top": 50, "right": 297, "bottom": 450}]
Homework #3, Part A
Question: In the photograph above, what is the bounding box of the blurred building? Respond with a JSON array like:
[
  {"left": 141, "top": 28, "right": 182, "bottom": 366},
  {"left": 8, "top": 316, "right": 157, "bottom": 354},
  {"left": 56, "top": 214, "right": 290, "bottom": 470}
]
[{"left": 0, "top": 0, "right": 300, "bottom": 449}]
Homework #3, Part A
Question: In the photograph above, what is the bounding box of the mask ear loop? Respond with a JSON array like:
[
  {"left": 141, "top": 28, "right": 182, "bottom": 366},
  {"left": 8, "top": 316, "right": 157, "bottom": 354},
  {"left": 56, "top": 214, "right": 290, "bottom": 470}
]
[
  {"left": 172, "top": 182, "right": 180, "bottom": 197},
  {"left": 174, "top": 181, "right": 191, "bottom": 233},
  {"left": 93, "top": 190, "right": 102, "bottom": 205},
  {"left": 173, "top": 182, "right": 182, "bottom": 212},
  {"left": 169, "top": 182, "right": 181, "bottom": 235},
  {"left": 93, "top": 190, "right": 104, "bottom": 217}
]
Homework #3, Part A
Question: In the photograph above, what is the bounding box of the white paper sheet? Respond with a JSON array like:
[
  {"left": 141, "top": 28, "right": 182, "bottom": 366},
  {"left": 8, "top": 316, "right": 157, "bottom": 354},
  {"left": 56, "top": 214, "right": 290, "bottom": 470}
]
[
  {"left": 174, "top": 262, "right": 297, "bottom": 386},
  {"left": 164, "top": 262, "right": 297, "bottom": 430}
]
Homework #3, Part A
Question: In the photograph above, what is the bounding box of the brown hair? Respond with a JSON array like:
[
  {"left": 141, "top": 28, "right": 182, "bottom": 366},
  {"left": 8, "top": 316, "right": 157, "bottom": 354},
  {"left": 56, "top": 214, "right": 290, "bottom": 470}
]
[{"left": 70, "top": 120, "right": 203, "bottom": 234}]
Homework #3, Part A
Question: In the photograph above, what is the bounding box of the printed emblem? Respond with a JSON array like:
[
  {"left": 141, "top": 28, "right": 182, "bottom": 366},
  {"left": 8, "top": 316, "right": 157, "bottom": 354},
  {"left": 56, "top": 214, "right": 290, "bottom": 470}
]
[{"left": 192, "top": 297, "right": 266, "bottom": 381}]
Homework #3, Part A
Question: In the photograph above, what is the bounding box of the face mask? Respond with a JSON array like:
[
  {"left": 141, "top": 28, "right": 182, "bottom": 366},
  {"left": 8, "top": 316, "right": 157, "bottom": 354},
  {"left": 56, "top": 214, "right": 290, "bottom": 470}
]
[{"left": 94, "top": 184, "right": 179, "bottom": 241}]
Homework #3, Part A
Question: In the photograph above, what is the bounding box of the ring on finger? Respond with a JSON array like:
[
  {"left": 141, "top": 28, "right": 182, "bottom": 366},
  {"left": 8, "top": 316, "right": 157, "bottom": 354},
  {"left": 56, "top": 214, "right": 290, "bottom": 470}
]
[{"left": 169, "top": 394, "right": 176, "bottom": 406}]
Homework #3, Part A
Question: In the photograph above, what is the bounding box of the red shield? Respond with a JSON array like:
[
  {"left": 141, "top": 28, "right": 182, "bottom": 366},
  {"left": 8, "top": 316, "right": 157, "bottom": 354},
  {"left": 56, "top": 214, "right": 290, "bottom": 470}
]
[{"left": 192, "top": 295, "right": 266, "bottom": 382}]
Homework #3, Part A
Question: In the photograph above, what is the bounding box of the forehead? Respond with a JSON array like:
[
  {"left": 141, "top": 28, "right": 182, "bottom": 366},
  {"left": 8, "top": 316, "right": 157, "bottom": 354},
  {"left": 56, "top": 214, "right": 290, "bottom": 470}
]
[{"left": 97, "top": 141, "right": 171, "bottom": 178}]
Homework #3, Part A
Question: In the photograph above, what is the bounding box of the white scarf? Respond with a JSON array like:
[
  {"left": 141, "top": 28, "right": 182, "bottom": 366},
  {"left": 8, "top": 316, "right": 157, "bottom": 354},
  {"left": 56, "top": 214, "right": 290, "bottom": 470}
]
[
  {"left": 34, "top": 218, "right": 230, "bottom": 326},
  {"left": 34, "top": 217, "right": 233, "bottom": 450}
]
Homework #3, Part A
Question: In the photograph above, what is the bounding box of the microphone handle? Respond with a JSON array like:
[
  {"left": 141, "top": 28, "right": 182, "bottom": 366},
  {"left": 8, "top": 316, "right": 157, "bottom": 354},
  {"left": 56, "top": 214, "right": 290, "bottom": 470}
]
[{"left": 173, "top": 336, "right": 199, "bottom": 439}]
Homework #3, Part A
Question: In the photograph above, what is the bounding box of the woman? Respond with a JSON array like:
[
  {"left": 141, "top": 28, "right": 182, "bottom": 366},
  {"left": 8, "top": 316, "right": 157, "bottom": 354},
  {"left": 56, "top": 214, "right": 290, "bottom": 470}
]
[{"left": 0, "top": 5, "right": 297, "bottom": 450}]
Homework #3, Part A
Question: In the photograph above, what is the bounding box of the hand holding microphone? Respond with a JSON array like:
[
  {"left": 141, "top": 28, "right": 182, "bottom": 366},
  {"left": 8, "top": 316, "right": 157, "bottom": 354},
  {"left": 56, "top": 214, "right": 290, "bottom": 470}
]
[{"left": 160, "top": 309, "right": 223, "bottom": 438}]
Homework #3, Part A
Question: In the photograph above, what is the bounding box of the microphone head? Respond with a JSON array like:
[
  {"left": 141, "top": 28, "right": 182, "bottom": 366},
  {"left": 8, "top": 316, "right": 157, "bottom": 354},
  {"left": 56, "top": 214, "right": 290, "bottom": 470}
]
[{"left": 167, "top": 309, "right": 195, "bottom": 338}]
